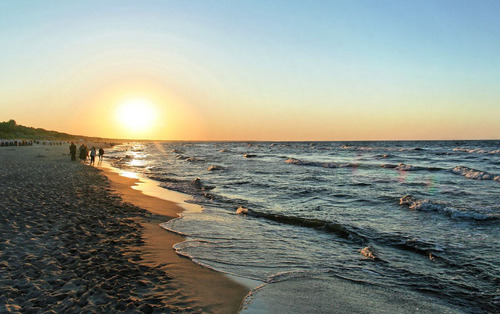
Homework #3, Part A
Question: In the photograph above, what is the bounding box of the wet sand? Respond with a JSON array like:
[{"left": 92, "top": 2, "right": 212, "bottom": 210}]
[
  {"left": 102, "top": 166, "right": 250, "bottom": 313},
  {"left": 0, "top": 144, "right": 248, "bottom": 313}
]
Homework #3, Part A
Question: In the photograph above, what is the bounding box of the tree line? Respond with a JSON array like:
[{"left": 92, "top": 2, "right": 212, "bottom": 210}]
[{"left": 0, "top": 120, "right": 77, "bottom": 140}]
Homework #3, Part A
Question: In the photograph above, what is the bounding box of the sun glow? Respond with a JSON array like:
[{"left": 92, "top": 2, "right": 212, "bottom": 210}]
[{"left": 115, "top": 98, "right": 157, "bottom": 137}]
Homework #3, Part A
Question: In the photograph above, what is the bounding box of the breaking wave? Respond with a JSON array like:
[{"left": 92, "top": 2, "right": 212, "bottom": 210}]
[
  {"left": 399, "top": 195, "right": 497, "bottom": 220},
  {"left": 381, "top": 163, "right": 442, "bottom": 172},
  {"left": 452, "top": 166, "right": 500, "bottom": 181},
  {"left": 285, "top": 157, "right": 358, "bottom": 169},
  {"left": 236, "top": 206, "right": 456, "bottom": 262},
  {"left": 453, "top": 148, "right": 500, "bottom": 154},
  {"left": 341, "top": 146, "right": 426, "bottom": 152},
  {"left": 235, "top": 207, "right": 365, "bottom": 243},
  {"left": 208, "top": 165, "right": 223, "bottom": 171},
  {"left": 176, "top": 155, "right": 204, "bottom": 162}
]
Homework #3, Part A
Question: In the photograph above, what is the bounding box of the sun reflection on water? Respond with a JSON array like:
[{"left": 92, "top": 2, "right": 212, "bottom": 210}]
[{"left": 119, "top": 170, "right": 139, "bottom": 179}]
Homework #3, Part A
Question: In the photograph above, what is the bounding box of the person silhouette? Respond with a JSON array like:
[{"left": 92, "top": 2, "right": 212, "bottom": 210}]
[
  {"left": 90, "top": 146, "right": 96, "bottom": 166},
  {"left": 79, "top": 144, "right": 87, "bottom": 162},
  {"left": 98, "top": 147, "right": 104, "bottom": 165},
  {"left": 69, "top": 142, "right": 76, "bottom": 161}
]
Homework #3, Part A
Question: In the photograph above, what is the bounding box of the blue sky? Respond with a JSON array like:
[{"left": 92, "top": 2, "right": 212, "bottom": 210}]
[{"left": 1, "top": 1, "right": 499, "bottom": 140}]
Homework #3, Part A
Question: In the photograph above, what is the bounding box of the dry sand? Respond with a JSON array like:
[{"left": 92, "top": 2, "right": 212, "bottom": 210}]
[{"left": 0, "top": 144, "right": 249, "bottom": 313}]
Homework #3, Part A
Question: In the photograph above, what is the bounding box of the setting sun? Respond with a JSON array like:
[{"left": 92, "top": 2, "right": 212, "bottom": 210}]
[{"left": 115, "top": 98, "right": 157, "bottom": 136}]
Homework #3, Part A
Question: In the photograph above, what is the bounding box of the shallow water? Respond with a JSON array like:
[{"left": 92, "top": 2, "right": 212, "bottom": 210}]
[{"left": 108, "top": 141, "right": 500, "bottom": 313}]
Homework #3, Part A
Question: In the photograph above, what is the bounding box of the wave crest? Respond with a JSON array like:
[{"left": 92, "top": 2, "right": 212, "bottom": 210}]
[
  {"left": 381, "top": 163, "right": 442, "bottom": 172},
  {"left": 208, "top": 165, "right": 223, "bottom": 171},
  {"left": 285, "top": 157, "right": 355, "bottom": 169},
  {"left": 399, "top": 195, "right": 496, "bottom": 220},
  {"left": 452, "top": 166, "right": 499, "bottom": 181},
  {"left": 236, "top": 207, "right": 365, "bottom": 242},
  {"left": 359, "top": 246, "right": 378, "bottom": 259},
  {"left": 453, "top": 148, "right": 500, "bottom": 154}
]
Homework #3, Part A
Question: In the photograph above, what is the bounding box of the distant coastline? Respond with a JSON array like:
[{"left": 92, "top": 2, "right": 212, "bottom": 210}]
[
  {"left": 1, "top": 120, "right": 497, "bottom": 142},
  {"left": 0, "top": 119, "right": 119, "bottom": 144}
]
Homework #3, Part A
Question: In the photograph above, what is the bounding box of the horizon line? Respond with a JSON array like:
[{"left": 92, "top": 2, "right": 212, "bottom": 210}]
[{"left": 88, "top": 137, "right": 500, "bottom": 143}]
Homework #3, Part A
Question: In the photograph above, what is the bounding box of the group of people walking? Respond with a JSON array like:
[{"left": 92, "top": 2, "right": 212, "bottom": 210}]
[{"left": 69, "top": 142, "right": 104, "bottom": 166}]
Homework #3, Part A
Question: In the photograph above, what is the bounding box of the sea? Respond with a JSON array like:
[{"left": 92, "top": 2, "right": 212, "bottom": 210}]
[{"left": 106, "top": 140, "right": 499, "bottom": 313}]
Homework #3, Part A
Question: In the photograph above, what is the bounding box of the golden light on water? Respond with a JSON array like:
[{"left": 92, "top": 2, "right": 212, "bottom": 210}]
[{"left": 119, "top": 170, "right": 139, "bottom": 179}]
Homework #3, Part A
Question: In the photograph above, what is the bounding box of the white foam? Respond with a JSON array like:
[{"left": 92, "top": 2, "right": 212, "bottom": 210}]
[
  {"left": 399, "top": 195, "right": 493, "bottom": 220},
  {"left": 285, "top": 158, "right": 301, "bottom": 165},
  {"left": 399, "top": 195, "right": 444, "bottom": 210},
  {"left": 382, "top": 163, "right": 436, "bottom": 171},
  {"left": 236, "top": 206, "right": 251, "bottom": 215},
  {"left": 453, "top": 148, "right": 500, "bottom": 154},
  {"left": 452, "top": 166, "right": 495, "bottom": 180},
  {"left": 207, "top": 165, "right": 223, "bottom": 171},
  {"left": 341, "top": 146, "right": 376, "bottom": 150},
  {"left": 359, "top": 246, "right": 377, "bottom": 259}
]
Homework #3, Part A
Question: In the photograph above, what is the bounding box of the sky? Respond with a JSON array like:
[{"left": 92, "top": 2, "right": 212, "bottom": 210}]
[{"left": 1, "top": 0, "right": 499, "bottom": 140}]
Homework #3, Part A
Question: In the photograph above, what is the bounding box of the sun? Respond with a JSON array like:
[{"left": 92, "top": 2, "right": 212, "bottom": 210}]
[{"left": 115, "top": 98, "right": 157, "bottom": 136}]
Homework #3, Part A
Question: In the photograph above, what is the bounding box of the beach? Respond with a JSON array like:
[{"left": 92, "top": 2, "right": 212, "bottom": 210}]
[{"left": 0, "top": 144, "right": 249, "bottom": 313}]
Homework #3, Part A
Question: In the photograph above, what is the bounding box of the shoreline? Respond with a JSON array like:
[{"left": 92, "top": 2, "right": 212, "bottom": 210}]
[
  {"left": 99, "top": 163, "right": 252, "bottom": 313},
  {"left": 0, "top": 144, "right": 250, "bottom": 313}
]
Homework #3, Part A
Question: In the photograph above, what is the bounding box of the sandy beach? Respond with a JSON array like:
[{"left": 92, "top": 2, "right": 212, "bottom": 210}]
[{"left": 0, "top": 144, "right": 249, "bottom": 313}]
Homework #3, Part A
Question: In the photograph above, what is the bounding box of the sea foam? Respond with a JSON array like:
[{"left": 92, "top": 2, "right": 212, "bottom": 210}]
[
  {"left": 399, "top": 195, "right": 494, "bottom": 220},
  {"left": 453, "top": 148, "right": 500, "bottom": 154},
  {"left": 381, "top": 163, "right": 441, "bottom": 172},
  {"left": 452, "top": 166, "right": 499, "bottom": 181},
  {"left": 208, "top": 165, "right": 223, "bottom": 171}
]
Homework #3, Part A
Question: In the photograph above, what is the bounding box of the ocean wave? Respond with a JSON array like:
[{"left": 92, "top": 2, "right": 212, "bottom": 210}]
[
  {"left": 175, "top": 155, "right": 204, "bottom": 162},
  {"left": 359, "top": 246, "right": 378, "bottom": 260},
  {"left": 222, "top": 180, "right": 252, "bottom": 186},
  {"left": 349, "top": 182, "right": 372, "bottom": 187},
  {"left": 380, "top": 163, "right": 397, "bottom": 169},
  {"left": 434, "top": 152, "right": 452, "bottom": 156},
  {"left": 157, "top": 177, "right": 216, "bottom": 197},
  {"left": 381, "top": 163, "right": 442, "bottom": 172},
  {"left": 453, "top": 148, "right": 500, "bottom": 154},
  {"left": 452, "top": 166, "right": 500, "bottom": 181},
  {"left": 235, "top": 207, "right": 365, "bottom": 242},
  {"left": 237, "top": 203, "right": 459, "bottom": 261},
  {"left": 399, "top": 195, "right": 496, "bottom": 220},
  {"left": 192, "top": 177, "right": 215, "bottom": 190},
  {"left": 236, "top": 206, "right": 250, "bottom": 215},
  {"left": 159, "top": 219, "right": 191, "bottom": 237},
  {"left": 392, "top": 237, "right": 444, "bottom": 260},
  {"left": 341, "top": 146, "right": 426, "bottom": 152},
  {"left": 105, "top": 155, "right": 122, "bottom": 160},
  {"left": 147, "top": 175, "right": 180, "bottom": 183},
  {"left": 399, "top": 195, "right": 447, "bottom": 211},
  {"left": 285, "top": 157, "right": 357, "bottom": 169},
  {"left": 395, "top": 163, "right": 420, "bottom": 171},
  {"left": 207, "top": 165, "right": 223, "bottom": 171},
  {"left": 341, "top": 145, "right": 377, "bottom": 151}
]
